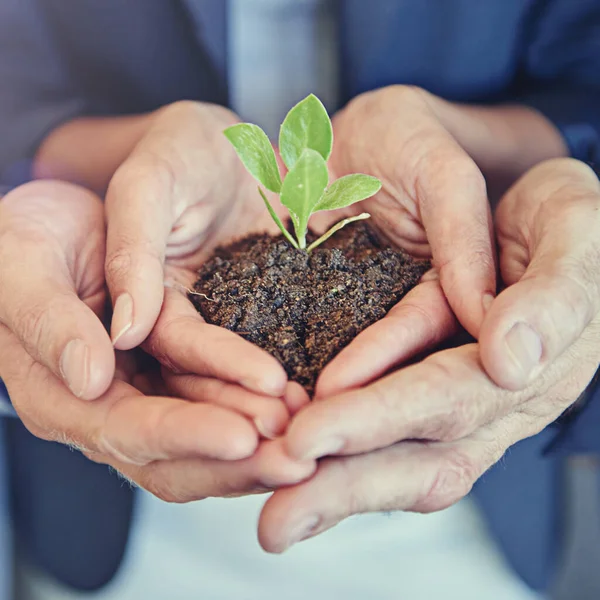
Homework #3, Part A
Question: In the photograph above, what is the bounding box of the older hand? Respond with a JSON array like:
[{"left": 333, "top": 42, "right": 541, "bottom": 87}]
[
  {"left": 0, "top": 181, "right": 315, "bottom": 501},
  {"left": 316, "top": 85, "right": 566, "bottom": 396},
  {"left": 256, "top": 158, "right": 600, "bottom": 553}
]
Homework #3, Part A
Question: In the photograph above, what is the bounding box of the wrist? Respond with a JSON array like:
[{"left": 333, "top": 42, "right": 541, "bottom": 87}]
[
  {"left": 33, "top": 110, "right": 159, "bottom": 195},
  {"left": 427, "top": 96, "right": 568, "bottom": 199}
]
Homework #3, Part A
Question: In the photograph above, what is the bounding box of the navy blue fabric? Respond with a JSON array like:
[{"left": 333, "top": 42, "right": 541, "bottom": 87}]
[
  {"left": 471, "top": 429, "right": 564, "bottom": 591},
  {"left": 339, "top": 0, "right": 600, "bottom": 166},
  {"left": 1, "top": 0, "right": 600, "bottom": 594},
  {"left": 4, "top": 420, "right": 135, "bottom": 591},
  {"left": 546, "top": 375, "right": 600, "bottom": 456}
]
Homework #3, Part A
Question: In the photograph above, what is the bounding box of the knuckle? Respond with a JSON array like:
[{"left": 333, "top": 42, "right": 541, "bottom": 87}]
[
  {"left": 104, "top": 247, "right": 133, "bottom": 282},
  {"left": 462, "top": 161, "right": 487, "bottom": 196},
  {"left": 385, "top": 85, "right": 428, "bottom": 108},
  {"left": 416, "top": 450, "right": 476, "bottom": 512},
  {"left": 161, "top": 99, "right": 202, "bottom": 118},
  {"left": 447, "top": 397, "right": 481, "bottom": 439},
  {"left": 144, "top": 316, "right": 190, "bottom": 373},
  {"left": 105, "top": 242, "right": 163, "bottom": 283},
  {"left": 163, "top": 100, "right": 237, "bottom": 126},
  {"left": 539, "top": 267, "right": 598, "bottom": 334},
  {"left": 142, "top": 465, "right": 207, "bottom": 504},
  {"left": 561, "top": 271, "right": 596, "bottom": 324},
  {"left": 11, "top": 303, "right": 47, "bottom": 350},
  {"left": 142, "top": 468, "right": 191, "bottom": 504},
  {"left": 412, "top": 358, "right": 479, "bottom": 441}
]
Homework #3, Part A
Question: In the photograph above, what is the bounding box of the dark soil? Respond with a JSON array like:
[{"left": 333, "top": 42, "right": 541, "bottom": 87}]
[{"left": 190, "top": 221, "right": 430, "bottom": 395}]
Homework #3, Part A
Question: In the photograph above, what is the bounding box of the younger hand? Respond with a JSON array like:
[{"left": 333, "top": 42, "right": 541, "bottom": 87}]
[{"left": 104, "top": 101, "right": 291, "bottom": 404}]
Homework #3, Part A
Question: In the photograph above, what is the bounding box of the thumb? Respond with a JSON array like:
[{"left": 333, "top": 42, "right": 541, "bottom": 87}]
[
  {"left": 104, "top": 154, "right": 174, "bottom": 350},
  {"left": 480, "top": 165, "right": 600, "bottom": 390},
  {"left": 0, "top": 182, "right": 115, "bottom": 399},
  {"left": 416, "top": 138, "right": 496, "bottom": 338}
]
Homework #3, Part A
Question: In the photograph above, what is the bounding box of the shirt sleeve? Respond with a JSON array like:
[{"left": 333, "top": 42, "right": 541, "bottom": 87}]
[
  {"left": 514, "top": 0, "right": 600, "bottom": 166},
  {"left": 0, "top": 0, "right": 87, "bottom": 188}
]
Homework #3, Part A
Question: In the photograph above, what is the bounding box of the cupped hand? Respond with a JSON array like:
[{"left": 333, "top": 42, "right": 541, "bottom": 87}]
[
  {"left": 315, "top": 85, "right": 566, "bottom": 397},
  {"left": 0, "top": 180, "right": 114, "bottom": 400},
  {"left": 0, "top": 328, "right": 315, "bottom": 500},
  {"left": 104, "top": 101, "right": 292, "bottom": 406},
  {"left": 256, "top": 158, "right": 600, "bottom": 552},
  {"left": 0, "top": 181, "right": 315, "bottom": 498}
]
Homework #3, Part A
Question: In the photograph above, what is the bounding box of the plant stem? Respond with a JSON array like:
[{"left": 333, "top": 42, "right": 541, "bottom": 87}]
[
  {"left": 298, "top": 232, "right": 307, "bottom": 250},
  {"left": 258, "top": 187, "right": 299, "bottom": 249},
  {"left": 306, "top": 213, "right": 371, "bottom": 253}
]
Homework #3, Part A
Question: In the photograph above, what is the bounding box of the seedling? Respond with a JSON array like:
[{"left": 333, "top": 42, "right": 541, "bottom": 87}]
[{"left": 224, "top": 94, "right": 382, "bottom": 252}]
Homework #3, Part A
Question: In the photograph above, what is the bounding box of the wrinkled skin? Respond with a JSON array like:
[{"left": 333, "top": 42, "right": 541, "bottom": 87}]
[
  {"left": 257, "top": 158, "right": 600, "bottom": 553},
  {"left": 0, "top": 90, "right": 589, "bottom": 525}
]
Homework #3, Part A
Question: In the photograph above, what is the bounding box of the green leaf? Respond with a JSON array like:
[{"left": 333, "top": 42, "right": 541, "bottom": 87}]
[
  {"left": 224, "top": 124, "right": 282, "bottom": 193},
  {"left": 306, "top": 213, "right": 371, "bottom": 253},
  {"left": 280, "top": 148, "right": 329, "bottom": 249},
  {"left": 279, "top": 94, "right": 333, "bottom": 171},
  {"left": 315, "top": 174, "right": 382, "bottom": 212},
  {"left": 258, "top": 187, "right": 299, "bottom": 249}
]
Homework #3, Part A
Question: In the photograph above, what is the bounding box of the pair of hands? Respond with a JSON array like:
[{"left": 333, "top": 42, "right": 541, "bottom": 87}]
[{"left": 0, "top": 87, "right": 599, "bottom": 553}]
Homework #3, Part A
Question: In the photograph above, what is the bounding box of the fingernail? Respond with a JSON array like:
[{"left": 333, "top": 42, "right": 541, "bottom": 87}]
[
  {"left": 253, "top": 418, "right": 277, "bottom": 440},
  {"left": 60, "top": 339, "right": 90, "bottom": 398},
  {"left": 282, "top": 515, "right": 321, "bottom": 552},
  {"left": 504, "top": 322, "right": 542, "bottom": 383},
  {"left": 300, "top": 437, "right": 344, "bottom": 460},
  {"left": 482, "top": 292, "right": 495, "bottom": 314},
  {"left": 111, "top": 293, "right": 133, "bottom": 347},
  {"left": 241, "top": 377, "right": 284, "bottom": 397}
]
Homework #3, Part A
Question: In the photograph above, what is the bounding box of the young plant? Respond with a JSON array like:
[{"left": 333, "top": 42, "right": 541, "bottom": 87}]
[{"left": 224, "top": 94, "right": 382, "bottom": 252}]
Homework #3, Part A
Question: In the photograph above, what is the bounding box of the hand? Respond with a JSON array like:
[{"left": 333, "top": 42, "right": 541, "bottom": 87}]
[
  {"left": 316, "top": 85, "right": 566, "bottom": 396},
  {"left": 1, "top": 330, "right": 315, "bottom": 500},
  {"left": 256, "top": 158, "right": 600, "bottom": 552},
  {"left": 104, "top": 101, "right": 293, "bottom": 408},
  {"left": 0, "top": 181, "right": 315, "bottom": 499}
]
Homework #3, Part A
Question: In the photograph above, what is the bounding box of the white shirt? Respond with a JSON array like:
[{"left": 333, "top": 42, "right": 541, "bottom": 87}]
[{"left": 18, "top": 2, "right": 544, "bottom": 599}]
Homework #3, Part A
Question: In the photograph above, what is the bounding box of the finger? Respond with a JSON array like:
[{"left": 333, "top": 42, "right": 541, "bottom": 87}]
[
  {"left": 0, "top": 183, "right": 114, "bottom": 400},
  {"left": 283, "top": 381, "right": 311, "bottom": 415},
  {"left": 416, "top": 138, "right": 496, "bottom": 338},
  {"left": 259, "top": 428, "right": 506, "bottom": 553},
  {"left": 0, "top": 327, "right": 258, "bottom": 464},
  {"left": 105, "top": 155, "right": 173, "bottom": 349},
  {"left": 253, "top": 438, "right": 317, "bottom": 488},
  {"left": 164, "top": 372, "right": 290, "bottom": 439},
  {"left": 285, "top": 344, "right": 523, "bottom": 461},
  {"left": 481, "top": 161, "right": 600, "bottom": 390},
  {"left": 315, "top": 280, "right": 458, "bottom": 398},
  {"left": 105, "top": 102, "right": 240, "bottom": 350},
  {"left": 100, "top": 438, "right": 316, "bottom": 504},
  {"left": 146, "top": 285, "right": 288, "bottom": 397},
  {"left": 100, "top": 393, "right": 259, "bottom": 464}
]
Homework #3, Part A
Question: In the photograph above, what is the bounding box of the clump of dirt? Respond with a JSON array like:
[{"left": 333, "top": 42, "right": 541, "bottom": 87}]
[{"left": 190, "top": 221, "right": 430, "bottom": 395}]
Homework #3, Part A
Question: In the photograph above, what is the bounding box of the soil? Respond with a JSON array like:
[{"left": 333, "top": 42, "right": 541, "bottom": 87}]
[{"left": 190, "top": 221, "right": 430, "bottom": 395}]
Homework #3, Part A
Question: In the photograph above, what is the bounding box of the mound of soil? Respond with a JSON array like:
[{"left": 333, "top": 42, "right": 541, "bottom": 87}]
[{"left": 191, "top": 221, "right": 430, "bottom": 394}]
